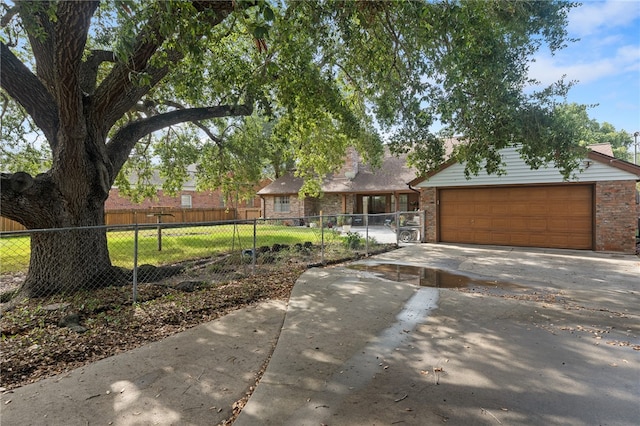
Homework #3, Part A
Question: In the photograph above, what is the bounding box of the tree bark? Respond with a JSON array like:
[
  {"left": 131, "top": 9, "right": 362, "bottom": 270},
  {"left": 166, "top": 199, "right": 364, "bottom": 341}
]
[
  {"left": 23, "top": 221, "right": 116, "bottom": 298},
  {"left": 1, "top": 154, "right": 117, "bottom": 298}
]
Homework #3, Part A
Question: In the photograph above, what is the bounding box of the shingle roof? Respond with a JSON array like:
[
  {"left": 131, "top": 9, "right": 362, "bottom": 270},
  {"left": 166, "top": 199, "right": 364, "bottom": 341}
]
[
  {"left": 587, "top": 143, "right": 614, "bottom": 157},
  {"left": 257, "top": 148, "right": 417, "bottom": 195}
]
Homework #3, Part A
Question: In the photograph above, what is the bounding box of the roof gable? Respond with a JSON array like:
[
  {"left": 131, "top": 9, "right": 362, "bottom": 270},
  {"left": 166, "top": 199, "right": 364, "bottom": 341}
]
[{"left": 413, "top": 146, "right": 640, "bottom": 188}]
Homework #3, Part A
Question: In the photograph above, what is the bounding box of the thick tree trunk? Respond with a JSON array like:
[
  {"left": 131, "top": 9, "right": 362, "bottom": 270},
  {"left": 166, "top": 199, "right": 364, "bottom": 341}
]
[
  {"left": 1, "top": 163, "right": 121, "bottom": 298},
  {"left": 22, "top": 208, "right": 117, "bottom": 298}
]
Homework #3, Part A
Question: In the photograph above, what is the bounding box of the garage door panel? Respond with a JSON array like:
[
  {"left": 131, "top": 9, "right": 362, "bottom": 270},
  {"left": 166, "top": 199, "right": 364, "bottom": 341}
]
[
  {"left": 569, "top": 234, "right": 592, "bottom": 247},
  {"left": 527, "top": 219, "right": 548, "bottom": 231},
  {"left": 570, "top": 221, "right": 592, "bottom": 232},
  {"left": 489, "top": 233, "right": 511, "bottom": 245},
  {"left": 510, "top": 233, "right": 528, "bottom": 245},
  {"left": 529, "top": 234, "right": 552, "bottom": 246},
  {"left": 547, "top": 219, "right": 569, "bottom": 231},
  {"left": 439, "top": 185, "right": 593, "bottom": 250},
  {"left": 473, "top": 204, "right": 492, "bottom": 215},
  {"left": 491, "top": 205, "right": 510, "bottom": 214},
  {"left": 509, "top": 203, "right": 531, "bottom": 215}
]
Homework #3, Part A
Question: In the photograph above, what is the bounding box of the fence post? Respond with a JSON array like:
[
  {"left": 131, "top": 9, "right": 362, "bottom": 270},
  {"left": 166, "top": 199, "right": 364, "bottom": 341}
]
[
  {"left": 157, "top": 214, "right": 162, "bottom": 251},
  {"left": 133, "top": 224, "right": 139, "bottom": 304},
  {"left": 320, "top": 213, "right": 325, "bottom": 264},
  {"left": 395, "top": 211, "right": 400, "bottom": 245},
  {"left": 252, "top": 218, "right": 257, "bottom": 274},
  {"left": 365, "top": 216, "right": 369, "bottom": 256}
]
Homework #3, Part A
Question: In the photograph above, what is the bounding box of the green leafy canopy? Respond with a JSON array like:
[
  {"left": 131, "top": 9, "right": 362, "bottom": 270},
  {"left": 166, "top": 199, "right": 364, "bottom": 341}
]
[{"left": 1, "top": 0, "right": 595, "bottom": 203}]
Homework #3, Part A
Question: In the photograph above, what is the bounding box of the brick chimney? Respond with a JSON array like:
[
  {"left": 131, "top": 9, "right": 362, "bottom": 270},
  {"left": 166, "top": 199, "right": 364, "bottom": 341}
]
[{"left": 342, "top": 146, "right": 359, "bottom": 180}]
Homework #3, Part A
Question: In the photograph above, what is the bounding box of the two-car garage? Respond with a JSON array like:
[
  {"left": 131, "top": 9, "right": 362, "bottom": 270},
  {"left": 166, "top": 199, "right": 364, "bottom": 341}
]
[
  {"left": 413, "top": 147, "right": 640, "bottom": 253},
  {"left": 438, "top": 185, "right": 593, "bottom": 250}
]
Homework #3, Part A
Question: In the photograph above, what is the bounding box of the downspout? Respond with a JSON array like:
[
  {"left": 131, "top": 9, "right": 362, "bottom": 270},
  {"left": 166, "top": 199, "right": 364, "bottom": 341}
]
[{"left": 408, "top": 183, "right": 421, "bottom": 208}]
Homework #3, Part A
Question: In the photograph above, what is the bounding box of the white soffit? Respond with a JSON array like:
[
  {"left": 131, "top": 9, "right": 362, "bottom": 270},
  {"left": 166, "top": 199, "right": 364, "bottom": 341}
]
[{"left": 416, "top": 147, "right": 638, "bottom": 188}]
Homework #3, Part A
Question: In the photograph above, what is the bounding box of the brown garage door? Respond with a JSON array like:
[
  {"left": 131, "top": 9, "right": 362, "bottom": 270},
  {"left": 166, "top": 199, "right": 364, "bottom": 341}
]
[{"left": 439, "top": 185, "right": 593, "bottom": 249}]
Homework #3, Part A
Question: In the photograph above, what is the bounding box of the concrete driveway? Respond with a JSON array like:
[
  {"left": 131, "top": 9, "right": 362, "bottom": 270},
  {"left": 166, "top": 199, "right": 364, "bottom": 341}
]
[
  {"left": 236, "top": 244, "right": 640, "bottom": 425},
  {"left": 3, "top": 244, "right": 638, "bottom": 426}
]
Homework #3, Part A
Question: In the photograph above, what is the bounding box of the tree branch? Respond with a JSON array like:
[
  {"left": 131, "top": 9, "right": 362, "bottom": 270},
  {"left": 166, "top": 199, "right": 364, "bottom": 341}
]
[
  {"left": 92, "top": 1, "right": 234, "bottom": 138},
  {"left": 106, "top": 104, "right": 253, "bottom": 180},
  {"left": 0, "top": 172, "right": 63, "bottom": 228},
  {"left": 22, "top": 1, "right": 56, "bottom": 92},
  {"left": 0, "top": 42, "right": 58, "bottom": 144},
  {"left": 159, "top": 100, "right": 224, "bottom": 144},
  {"left": 53, "top": 1, "right": 99, "bottom": 136},
  {"left": 79, "top": 49, "right": 116, "bottom": 95},
  {"left": 0, "top": 4, "right": 18, "bottom": 27},
  {"left": 92, "top": 18, "right": 168, "bottom": 134},
  {"left": 95, "top": 50, "right": 181, "bottom": 136}
]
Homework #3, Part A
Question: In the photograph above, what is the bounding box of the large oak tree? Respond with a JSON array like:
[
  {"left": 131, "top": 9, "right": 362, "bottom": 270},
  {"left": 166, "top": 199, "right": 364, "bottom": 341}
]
[{"left": 1, "top": 0, "right": 580, "bottom": 297}]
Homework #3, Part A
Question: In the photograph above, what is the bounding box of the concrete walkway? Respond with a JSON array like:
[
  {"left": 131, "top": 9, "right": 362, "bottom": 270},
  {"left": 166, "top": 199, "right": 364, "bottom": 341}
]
[
  {"left": 1, "top": 301, "right": 288, "bottom": 426},
  {"left": 2, "top": 244, "right": 639, "bottom": 425}
]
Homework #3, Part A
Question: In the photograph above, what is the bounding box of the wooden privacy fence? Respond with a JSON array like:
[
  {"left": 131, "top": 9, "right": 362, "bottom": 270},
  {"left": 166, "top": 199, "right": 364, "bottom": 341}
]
[
  {"left": 237, "top": 208, "right": 262, "bottom": 220},
  {"left": 105, "top": 207, "right": 237, "bottom": 226},
  {"left": 0, "top": 217, "right": 26, "bottom": 232},
  {"left": 0, "top": 207, "right": 263, "bottom": 231}
]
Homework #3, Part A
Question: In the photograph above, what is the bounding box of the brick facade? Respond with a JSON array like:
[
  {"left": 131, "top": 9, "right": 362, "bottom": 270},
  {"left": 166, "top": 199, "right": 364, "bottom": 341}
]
[
  {"left": 105, "top": 188, "right": 262, "bottom": 211},
  {"left": 105, "top": 188, "right": 224, "bottom": 210},
  {"left": 261, "top": 193, "right": 355, "bottom": 220},
  {"left": 262, "top": 194, "right": 306, "bottom": 219},
  {"left": 419, "top": 187, "right": 438, "bottom": 243},
  {"left": 594, "top": 180, "right": 638, "bottom": 253}
]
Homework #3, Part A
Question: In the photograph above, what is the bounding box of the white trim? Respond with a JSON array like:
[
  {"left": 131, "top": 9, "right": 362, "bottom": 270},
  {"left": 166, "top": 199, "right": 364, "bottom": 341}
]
[
  {"left": 180, "top": 194, "right": 192, "bottom": 208},
  {"left": 274, "top": 195, "right": 290, "bottom": 213}
]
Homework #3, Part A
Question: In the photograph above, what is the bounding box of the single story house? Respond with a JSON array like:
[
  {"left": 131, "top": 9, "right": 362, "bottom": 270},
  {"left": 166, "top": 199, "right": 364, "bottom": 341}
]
[
  {"left": 410, "top": 145, "right": 640, "bottom": 253},
  {"left": 257, "top": 147, "right": 420, "bottom": 223}
]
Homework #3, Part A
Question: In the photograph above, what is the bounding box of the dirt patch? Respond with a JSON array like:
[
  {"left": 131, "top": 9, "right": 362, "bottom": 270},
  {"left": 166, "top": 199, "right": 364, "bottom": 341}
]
[{"left": 0, "top": 266, "right": 305, "bottom": 391}]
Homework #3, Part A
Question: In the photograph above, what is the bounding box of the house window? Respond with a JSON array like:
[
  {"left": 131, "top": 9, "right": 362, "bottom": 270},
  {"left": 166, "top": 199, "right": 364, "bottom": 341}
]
[
  {"left": 399, "top": 194, "right": 409, "bottom": 211},
  {"left": 274, "top": 196, "right": 290, "bottom": 213},
  {"left": 181, "top": 194, "right": 192, "bottom": 208}
]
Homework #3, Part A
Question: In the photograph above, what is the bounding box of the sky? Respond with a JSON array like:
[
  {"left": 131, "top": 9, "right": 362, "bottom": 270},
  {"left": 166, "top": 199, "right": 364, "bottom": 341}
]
[{"left": 528, "top": 0, "right": 640, "bottom": 135}]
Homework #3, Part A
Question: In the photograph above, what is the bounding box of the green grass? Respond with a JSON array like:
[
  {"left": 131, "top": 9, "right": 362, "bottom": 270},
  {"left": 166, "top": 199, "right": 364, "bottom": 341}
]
[{"left": 0, "top": 224, "right": 328, "bottom": 274}]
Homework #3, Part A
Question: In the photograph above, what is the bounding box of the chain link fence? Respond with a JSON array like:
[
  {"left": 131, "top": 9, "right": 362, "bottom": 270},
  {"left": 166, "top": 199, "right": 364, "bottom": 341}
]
[{"left": 0, "top": 212, "right": 425, "bottom": 304}]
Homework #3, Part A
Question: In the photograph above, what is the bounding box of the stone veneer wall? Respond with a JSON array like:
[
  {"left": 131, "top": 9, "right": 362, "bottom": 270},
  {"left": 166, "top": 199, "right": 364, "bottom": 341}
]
[
  {"left": 594, "top": 180, "right": 638, "bottom": 253},
  {"left": 315, "top": 194, "right": 342, "bottom": 216}
]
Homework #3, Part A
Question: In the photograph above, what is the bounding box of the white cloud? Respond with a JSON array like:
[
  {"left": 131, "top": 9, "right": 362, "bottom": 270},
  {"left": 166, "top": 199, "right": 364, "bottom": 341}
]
[
  {"left": 529, "top": 43, "right": 640, "bottom": 87},
  {"left": 568, "top": 0, "right": 640, "bottom": 37}
]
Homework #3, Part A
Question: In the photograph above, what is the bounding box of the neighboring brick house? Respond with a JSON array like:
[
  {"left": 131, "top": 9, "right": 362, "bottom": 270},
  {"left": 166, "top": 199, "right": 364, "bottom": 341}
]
[
  {"left": 105, "top": 169, "right": 268, "bottom": 212},
  {"left": 257, "top": 147, "right": 420, "bottom": 223},
  {"left": 105, "top": 188, "right": 228, "bottom": 210},
  {"left": 410, "top": 145, "right": 640, "bottom": 254}
]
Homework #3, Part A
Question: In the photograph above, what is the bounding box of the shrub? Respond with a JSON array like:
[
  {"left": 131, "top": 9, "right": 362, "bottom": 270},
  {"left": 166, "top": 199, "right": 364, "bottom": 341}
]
[{"left": 342, "top": 232, "right": 362, "bottom": 250}]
